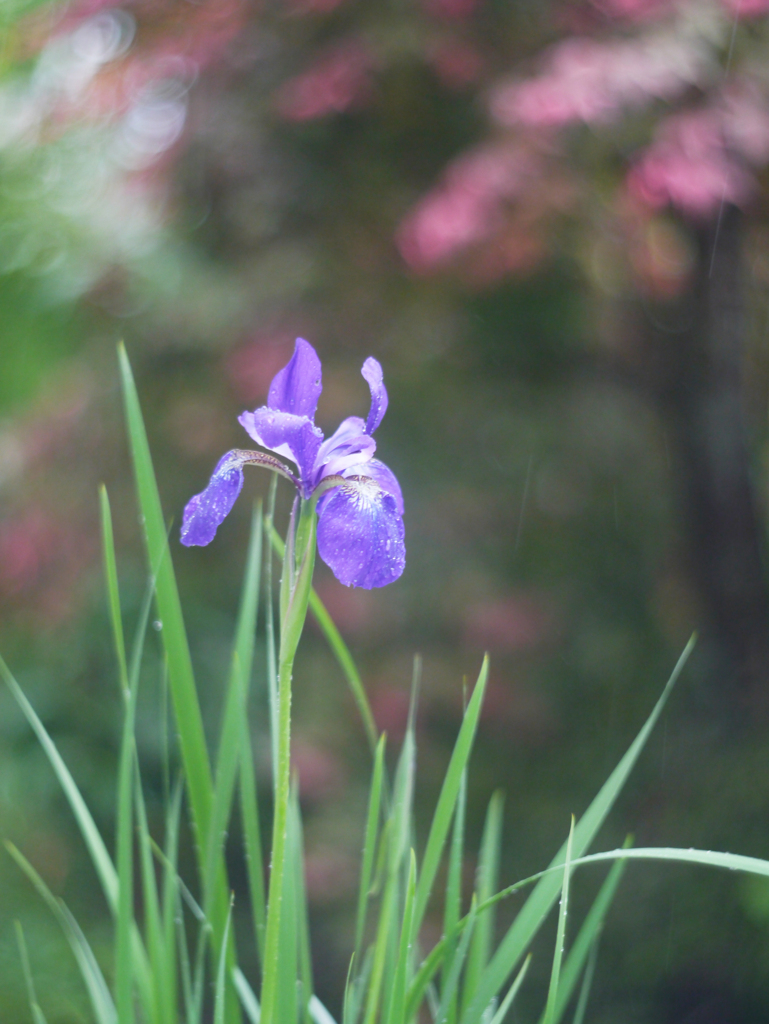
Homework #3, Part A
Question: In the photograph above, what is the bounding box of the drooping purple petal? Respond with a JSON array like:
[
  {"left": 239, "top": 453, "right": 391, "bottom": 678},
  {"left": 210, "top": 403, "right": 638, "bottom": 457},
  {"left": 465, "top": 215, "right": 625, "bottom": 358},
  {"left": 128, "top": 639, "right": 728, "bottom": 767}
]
[
  {"left": 361, "top": 357, "right": 388, "bottom": 435},
  {"left": 180, "top": 452, "right": 245, "bottom": 546},
  {"left": 268, "top": 338, "right": 323, "bottom": 418},
  {"left": 315, "top": 415, "right": 376, "bottom": 483},
  {"left": 239, "top": 408, "right": 323, "bottom": 493},
  {"left": 317, "top": 478, "right": 405, "bottom": 588}
]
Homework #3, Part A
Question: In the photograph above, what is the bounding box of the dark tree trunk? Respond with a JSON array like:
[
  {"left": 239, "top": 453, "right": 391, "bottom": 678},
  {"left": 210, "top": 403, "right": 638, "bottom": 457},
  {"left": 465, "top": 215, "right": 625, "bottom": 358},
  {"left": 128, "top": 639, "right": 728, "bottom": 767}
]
[{"left": 652, "top": 205, "right": 769, "bottom": 708}]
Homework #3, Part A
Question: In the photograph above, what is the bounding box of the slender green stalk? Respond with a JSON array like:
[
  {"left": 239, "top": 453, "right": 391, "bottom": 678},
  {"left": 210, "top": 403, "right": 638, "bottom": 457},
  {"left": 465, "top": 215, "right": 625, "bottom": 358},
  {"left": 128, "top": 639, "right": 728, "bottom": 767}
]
[{"left": 260, "top": 499, "right": 316, "bottom": 1024}]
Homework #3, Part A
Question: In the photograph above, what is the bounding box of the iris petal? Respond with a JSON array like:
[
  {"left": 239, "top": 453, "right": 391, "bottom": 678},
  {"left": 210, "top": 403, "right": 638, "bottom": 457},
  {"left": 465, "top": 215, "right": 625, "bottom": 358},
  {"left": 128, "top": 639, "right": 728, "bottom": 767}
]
[
  {"left": 361, "top": 357, "right": 388, "bottom": 435},
  {"left": 352, "top": 457, "right": 404, "bottom": 516},
  {"left": 239, "top": 408, "right": 323, "bottom": 493},
  {"left": 316, "top": 415, "right": 376, "bottom": 482},
  {"left": 180, "top": 452, "right": 244, "bottom": 546},
  {"left": 317, "top": 477, "right": 405, "bottom": 588},
  {"left": 268, "top": 338, "right": 323, "bottom": 418}
]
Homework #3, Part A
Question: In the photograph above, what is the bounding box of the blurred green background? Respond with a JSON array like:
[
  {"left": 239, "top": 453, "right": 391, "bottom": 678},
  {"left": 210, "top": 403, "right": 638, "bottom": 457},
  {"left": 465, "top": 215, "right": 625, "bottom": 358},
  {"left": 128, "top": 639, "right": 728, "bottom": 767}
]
[{"left": 3, "top": 0, "right": 769, "bottom": 1021}]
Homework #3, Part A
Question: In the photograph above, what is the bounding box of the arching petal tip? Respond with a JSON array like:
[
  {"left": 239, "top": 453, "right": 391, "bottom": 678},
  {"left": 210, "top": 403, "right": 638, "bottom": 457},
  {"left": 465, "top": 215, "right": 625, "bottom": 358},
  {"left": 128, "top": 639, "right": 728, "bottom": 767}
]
[
  {"left": 361, "top": 356, "right": 388, "bottom": 436},
  {"left": 179, "top": 453, "right": 245, "bottom": 547}
]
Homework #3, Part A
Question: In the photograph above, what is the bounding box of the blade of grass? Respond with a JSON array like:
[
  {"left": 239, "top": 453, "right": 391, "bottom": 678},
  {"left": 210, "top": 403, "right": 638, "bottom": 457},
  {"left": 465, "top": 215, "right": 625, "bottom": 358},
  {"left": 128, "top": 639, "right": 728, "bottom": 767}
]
[
  {"left": 134, "top": 754, "right": 172, "bottom": 1024},
  {"left": 0, "top": 653, "right": 154, "bottom": 1012},
  {"left": 536, "top": 842, "right": 627, "bottom": 1024},
  {"left": 355, "top": 734, "right": 386, "bottom": 958},
  {"left": 488, "top": 955, "right": 531, "bottom": 1024},
  {"left": 215, "top": 901, "right": 235, "bottom": 1024},
  {"left": 2, "top": 657, "right": 118, "bottom": 905},
  {"left": 204, "top": 503, "right": 263, "bottom": 914},
  {"left": 571, "top": 934, "right": 600, "bottom": 1024},
  {"left": 290, "top": 788, "right": 314, "bottom": 1024},
  {"left": 436, "top": 897, "right": 476, "bottom": 1024},
  {"left": 459, "top": 635, "right": 695, "bottom": 1024},
  {"left": 118, "top": 343, "right": 238, "bottom": 1021},
  {"left": 15, "top": 921, "right": 49, "bottom": 1024},
  {"left": 442, "top": 765, "right": 467, "bottom": 1024},
  {"left": 543, "top": 817, "right": 575, "bottom": 1024},
  {"left": 101, "top": 485, "right": 136, "bottom": 1024},
  {"left": 309, "top": 996, "right": 340, "bottom": 1024},
  {"left": 461, "top": 788, "right": 503, "bottom": 1014},
  {"left": 161, "top": 781, "right": 184, "bottom": 1004},
  {"left": 233, "top": 968, "right": 261, "bottom": 1024},
  {"left": 412, "top": 657, "right": 488, "bottom": 940},
  {"left": 384, "top": 849, "right": 417, "bottom": 1024},
  {"left": 276, "top": 790, "right": 299, "bottom": 1024},
  {"left": 270, "top": 528, "right": 377, "bottom": 755},
  {"left": 378, "top": 666, "right": 419, "bottom": 1024},
  {"left": 264, "top": 476, "right": 279, "bottom": 789},
  {"left": 362, "top": 869, "right": 395, "bottom": 1024},
  {"left": 6, "top": 842, "right": 117, "bottom": 1024},
  {"left": 240, "top": 716, "right": 266, "bottom": 967}
]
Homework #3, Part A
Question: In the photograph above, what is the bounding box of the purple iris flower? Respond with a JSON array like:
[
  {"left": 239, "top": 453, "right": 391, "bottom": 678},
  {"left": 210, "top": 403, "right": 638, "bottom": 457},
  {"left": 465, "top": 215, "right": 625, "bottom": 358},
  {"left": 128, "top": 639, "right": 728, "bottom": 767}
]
[{"left": 180, "top": 338, "right": 405, "bottom": 589}]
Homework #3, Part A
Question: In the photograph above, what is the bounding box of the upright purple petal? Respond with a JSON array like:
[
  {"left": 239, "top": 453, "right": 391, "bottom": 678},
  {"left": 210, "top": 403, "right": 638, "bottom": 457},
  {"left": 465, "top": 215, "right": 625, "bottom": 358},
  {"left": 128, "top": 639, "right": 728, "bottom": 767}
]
[
  {"left": 361, "top": 357, "right": 388, "bottom": 435},
  {"left": 268, "top": 338, "right": 323, "bottom": 418},
  {"left": 180, "top": 452, "right": 245, "bottom": 546},
  {"left": 315, "top": 415, "right": 376, "bottom": 483},
  {"left": 239, "top": 408, "right": 323, "bottom": 493},
  {"left": 317, "top": 478, "right": 405, "bottom": 588}
]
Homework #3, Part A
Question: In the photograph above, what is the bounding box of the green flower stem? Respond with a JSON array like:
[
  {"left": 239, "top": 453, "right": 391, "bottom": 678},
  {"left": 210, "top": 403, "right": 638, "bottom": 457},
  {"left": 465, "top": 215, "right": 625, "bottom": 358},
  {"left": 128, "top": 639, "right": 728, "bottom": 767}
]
[{"left": 260, "top": 499, "right": 316, "bottom": 1024}]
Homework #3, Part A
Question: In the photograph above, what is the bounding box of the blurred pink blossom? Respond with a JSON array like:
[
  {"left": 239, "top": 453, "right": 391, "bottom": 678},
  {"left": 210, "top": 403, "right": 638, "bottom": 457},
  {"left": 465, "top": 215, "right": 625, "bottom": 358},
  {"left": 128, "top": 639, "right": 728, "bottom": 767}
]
[
  {"left": 397, "top": 143, "right": 541, "bottom": 270},
  {"left": 275, "top": 40, "right": 374, "bottom": 121},
  {"left": 720, "top": 0, "right": 769, "bottom": 16},
  {"left": 0, "top": 509, "right": 58, "bottom": 596},
  {"left": 627, "top": 100, "right": 766, "bottom": 217},
  {"left": 490, "top": 31, "right": 711, "bottom": 127},
  {"left": 589, "top": 0, "right": 676, "bottom": 21},
  {"left": 721, "top": 80, "right": 769, "bottom": 165}
]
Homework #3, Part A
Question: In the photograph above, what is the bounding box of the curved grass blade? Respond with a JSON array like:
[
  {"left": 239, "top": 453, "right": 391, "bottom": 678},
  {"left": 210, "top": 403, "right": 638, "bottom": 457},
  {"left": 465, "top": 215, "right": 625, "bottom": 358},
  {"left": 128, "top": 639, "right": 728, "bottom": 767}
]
[
  {"left": 442, "top": 765, "right": 467, "bottom": 1024},
  {"left": 355, "top": 734, "right": 386, "bottom": 958},
  {"left": 233, "top": 968, "right": 261, "bottom": 1024},
  {"left": 459, "top": 635, "right": 695, "bottom": 1024},
  {"left": 215, "top": 900, "right": 235, "bottom": 1024},
  {"left": 436, "top": 897, "right": 476, "bottom": 1024},
  {"left": 118, "top": 343, "right": 238, "bottom": 1021},
  {"left": 1, "top": 653, "right": 155, "bottom": 1006},
  {"left": 240, "top": 717, "right": 266, "bottom": 967},
  {"left": 543, "top": 817, "right": 574, "bottom": 1024},
  {"left": 101, "top": 485, "right": 136, "bottom": 1024},
  {"left": 15, "top": 920, "right": 49, "bottom": 1024},
  {"left": 205, "top": 503, "right": 263, "bottom": 915},
  {"left": 488, "top": 955, "right": 531, "bottom": 1024},
  {"left": 270, "top": 528, "right": 377, "bottom": 755},
  {"left": 412, "top": 657, "right": 488, "bottom": 941},
  {"left": 384, "top": 849, "right": 417, "bottom": 1024},
  {"left": 571, "top": 935, "right": 600, "bottom": 1024},
  {"left": 536, "top": 844, "right": 628, "bottom": 1024},
  {"left": 6, "top": 842, "right": 117, "bottom": 1024},
  {"left": 461, "top": 788, "right": 503, "bottom": 1014}
]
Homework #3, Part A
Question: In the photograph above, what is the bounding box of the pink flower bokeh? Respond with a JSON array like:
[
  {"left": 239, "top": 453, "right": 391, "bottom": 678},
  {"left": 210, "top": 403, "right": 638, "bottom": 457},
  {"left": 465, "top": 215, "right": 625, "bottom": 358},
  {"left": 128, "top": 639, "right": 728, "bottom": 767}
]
[{"left": 275, "top": 39, "right": 374, "bottom": 121}]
